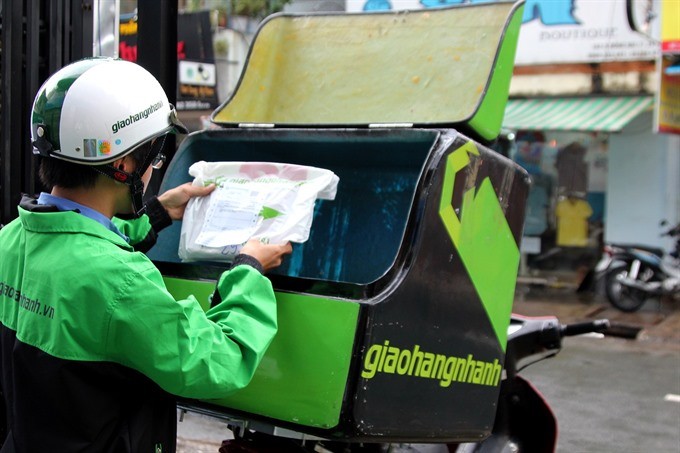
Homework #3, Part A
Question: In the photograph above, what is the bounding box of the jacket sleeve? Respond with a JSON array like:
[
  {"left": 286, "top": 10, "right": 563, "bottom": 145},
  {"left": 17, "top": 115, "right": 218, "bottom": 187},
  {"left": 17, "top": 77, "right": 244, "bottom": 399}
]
[{"left": 104, "top": 260, "right": 278, "bottom": 399}]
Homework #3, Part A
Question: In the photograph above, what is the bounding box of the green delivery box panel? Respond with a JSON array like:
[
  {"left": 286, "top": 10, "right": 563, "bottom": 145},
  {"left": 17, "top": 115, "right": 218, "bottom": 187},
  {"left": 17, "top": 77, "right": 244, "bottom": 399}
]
[{"left": 147, "top": 1, "right": 529, "bottom": 443}]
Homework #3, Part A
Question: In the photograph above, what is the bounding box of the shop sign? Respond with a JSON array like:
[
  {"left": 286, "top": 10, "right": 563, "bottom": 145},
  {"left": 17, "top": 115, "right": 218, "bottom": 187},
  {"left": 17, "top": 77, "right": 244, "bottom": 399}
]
[
  {"left": 656, "top": 0, "right": 680, "bottom": 135},
  {"left": 657, "top": 57, "right": 680, "bottom": 135},
  {"left": 346, "top": 0, "right": 658, "bottom": 65},
  {"left": 661, "top": 0, "right": 680, "bottom": 54},
  {"left": 119, "top": 11, "right": 219, "bottom": 110}
]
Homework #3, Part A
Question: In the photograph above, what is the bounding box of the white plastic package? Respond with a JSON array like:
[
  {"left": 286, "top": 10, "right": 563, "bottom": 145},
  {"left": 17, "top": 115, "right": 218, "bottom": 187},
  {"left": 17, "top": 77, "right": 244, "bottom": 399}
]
[{"left": 178, "top": 161, "right": 339, "bottom": 262}]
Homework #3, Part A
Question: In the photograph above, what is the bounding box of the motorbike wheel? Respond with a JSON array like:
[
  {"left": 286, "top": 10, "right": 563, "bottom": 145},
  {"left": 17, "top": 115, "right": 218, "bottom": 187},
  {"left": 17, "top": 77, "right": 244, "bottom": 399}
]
[{"left": 604, "top": 266, "right": 648, "bottom": 312}]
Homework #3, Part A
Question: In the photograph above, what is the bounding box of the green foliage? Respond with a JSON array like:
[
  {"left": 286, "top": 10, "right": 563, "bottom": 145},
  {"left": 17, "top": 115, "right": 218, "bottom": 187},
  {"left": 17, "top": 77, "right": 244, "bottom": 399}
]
[
  {"left": 229, "top": 0, "right": 291, "bottom": 18},
  {"left": 214, "top": 38, "right": 229, "bottom": 56},
  {"left": 181, "top": 0, "right": 291, "bottom": 22}
]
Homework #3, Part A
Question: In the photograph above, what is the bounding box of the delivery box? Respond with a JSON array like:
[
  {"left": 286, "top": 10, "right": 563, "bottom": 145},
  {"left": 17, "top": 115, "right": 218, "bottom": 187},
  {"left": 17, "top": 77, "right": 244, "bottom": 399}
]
[{"left": 147, "top": 1, "right": 529, "bottom": 443}]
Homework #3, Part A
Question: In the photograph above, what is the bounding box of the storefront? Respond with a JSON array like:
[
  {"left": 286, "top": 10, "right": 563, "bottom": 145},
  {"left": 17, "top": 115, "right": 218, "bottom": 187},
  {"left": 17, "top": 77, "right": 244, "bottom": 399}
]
[
  {"left": 500, "top": 96, "right": 657, "bottom": 277},
  {"left": 343, "top": 0, "right": 679, "bottom": 283}
]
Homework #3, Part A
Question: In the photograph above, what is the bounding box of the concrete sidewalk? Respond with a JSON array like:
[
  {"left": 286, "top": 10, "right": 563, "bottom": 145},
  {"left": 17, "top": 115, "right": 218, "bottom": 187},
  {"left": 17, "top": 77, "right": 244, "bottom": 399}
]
[{"left": 512, "top": 285, "right": 680, "bottom": 346}]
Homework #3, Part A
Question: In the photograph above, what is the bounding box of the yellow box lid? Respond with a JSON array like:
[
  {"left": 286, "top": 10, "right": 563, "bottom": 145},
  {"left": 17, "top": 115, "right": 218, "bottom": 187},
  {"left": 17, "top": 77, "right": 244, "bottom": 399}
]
[{"left": 212, "top": 1, "right": 524, "bottom": 142}]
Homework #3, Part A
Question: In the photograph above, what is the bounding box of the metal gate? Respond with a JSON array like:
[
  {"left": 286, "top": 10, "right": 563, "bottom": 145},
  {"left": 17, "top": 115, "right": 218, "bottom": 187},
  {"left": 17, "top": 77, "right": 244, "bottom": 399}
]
[{"left": 0, "top": 0, "right": 178, "bottom": 225}]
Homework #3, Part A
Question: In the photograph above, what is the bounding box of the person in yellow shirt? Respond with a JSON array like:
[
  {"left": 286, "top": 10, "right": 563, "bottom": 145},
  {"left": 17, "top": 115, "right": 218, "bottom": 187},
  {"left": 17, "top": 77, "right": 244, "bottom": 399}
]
[{"left": 555, "top": 197, "right": 593, "bottom": 247}]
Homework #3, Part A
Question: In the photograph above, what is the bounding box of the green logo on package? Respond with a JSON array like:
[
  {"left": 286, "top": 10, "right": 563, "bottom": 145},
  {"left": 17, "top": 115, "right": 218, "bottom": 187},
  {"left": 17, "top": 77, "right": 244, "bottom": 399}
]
[{"left": 438, "top": 141, "right": 519, "bottom": 351}]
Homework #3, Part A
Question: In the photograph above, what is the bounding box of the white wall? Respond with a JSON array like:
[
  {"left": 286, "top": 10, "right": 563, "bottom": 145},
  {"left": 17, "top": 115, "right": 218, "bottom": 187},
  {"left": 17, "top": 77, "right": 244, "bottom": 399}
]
[
  {"left": 214, "top": 28, "right": 251, "bottom": 103},
  {"left": 606, "top": 111, "right": 680, "bottom": 250}
]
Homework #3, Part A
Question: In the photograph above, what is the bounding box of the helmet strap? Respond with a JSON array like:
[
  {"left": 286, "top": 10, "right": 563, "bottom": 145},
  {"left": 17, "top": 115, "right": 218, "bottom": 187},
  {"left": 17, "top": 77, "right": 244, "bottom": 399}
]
[
  {"left": 91, "top": 165, "right": 147, "bottom": 218},
  {"left": 129, "top": 175, "right": 147, "bottom": 217},
  {"left": 85, "top": 134, "right": 169, "bottom": 218},
  {"left": 139, "top": 134, "right": 167, "bottom": 170},
  {"left": 32, "top": 124, "right": 54, "bottom": 157}
]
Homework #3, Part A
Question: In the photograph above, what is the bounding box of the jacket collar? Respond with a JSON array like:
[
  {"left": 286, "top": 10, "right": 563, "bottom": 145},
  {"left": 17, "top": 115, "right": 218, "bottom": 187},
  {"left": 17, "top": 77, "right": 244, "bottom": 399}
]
[{"left": 18, "top": 195, "right": 133, "bottom": 251}]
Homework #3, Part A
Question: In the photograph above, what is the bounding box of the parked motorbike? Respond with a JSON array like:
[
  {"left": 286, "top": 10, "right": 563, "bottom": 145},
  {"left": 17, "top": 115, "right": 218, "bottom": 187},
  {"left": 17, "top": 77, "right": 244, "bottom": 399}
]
[
  {"left": 577, "top": 241, "right": 665, "bottom": 297},
  {"left": 185, "top": 315, "right": 609, "bottom": 453},
  {"left": 603, "top": 223, "right": 680, "bottom": 312}
]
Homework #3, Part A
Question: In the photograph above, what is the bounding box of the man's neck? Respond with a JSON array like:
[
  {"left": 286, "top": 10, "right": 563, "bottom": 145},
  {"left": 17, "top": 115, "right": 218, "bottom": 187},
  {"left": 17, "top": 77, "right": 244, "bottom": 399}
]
[{"left": 51, "top": 185, "right": 118, "bottom": 219}]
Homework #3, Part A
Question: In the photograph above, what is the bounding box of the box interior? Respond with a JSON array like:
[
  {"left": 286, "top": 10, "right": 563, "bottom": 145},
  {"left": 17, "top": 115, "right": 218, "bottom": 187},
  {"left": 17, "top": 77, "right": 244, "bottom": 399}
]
[{"left": 148, "top": 129, "right": 437, "bottom": 285}]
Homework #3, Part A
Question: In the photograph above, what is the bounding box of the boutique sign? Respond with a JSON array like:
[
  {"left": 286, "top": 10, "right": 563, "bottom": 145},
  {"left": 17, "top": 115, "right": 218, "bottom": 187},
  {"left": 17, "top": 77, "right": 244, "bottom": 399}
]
[{"left": 346, "top": 0, "right": 659, "bottom": 65}]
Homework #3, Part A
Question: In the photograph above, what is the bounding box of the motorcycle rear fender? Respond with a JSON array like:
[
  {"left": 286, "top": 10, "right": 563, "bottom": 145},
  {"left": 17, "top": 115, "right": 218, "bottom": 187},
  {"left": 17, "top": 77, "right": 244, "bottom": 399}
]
[{"left": 487, "top": 375, "right": 557, "bottom": 452}]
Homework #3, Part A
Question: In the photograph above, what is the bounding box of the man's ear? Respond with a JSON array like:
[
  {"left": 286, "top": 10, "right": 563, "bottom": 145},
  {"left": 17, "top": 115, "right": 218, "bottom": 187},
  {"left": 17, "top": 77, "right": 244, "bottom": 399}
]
[{"left": 112, "top": 155, "right": 135, "bottom": 173}]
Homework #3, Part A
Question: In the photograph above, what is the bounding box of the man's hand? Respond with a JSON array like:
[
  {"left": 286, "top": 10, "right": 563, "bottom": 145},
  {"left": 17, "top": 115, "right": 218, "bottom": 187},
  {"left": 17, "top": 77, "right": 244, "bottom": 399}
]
[
  {"left": 241, "top": 239, "right": 293, "bottom": 272},
  {"left": 158, "top": 182, "right": 215, "bottom": 220}
]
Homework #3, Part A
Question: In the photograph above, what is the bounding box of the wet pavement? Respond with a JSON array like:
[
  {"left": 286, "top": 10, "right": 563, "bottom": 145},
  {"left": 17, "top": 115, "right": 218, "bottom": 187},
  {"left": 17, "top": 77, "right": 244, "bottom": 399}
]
[{"left": 512, "top": 284, "right": 680, "bottom": 346}]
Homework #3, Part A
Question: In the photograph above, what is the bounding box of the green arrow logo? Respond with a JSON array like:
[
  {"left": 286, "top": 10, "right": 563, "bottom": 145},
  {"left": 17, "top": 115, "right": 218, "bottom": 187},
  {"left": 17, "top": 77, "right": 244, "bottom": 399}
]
[
  {"left": 439, "top": 141, "right": 520, "bottom": 351},
  {"left": 260, "top": 206, "right": 283, "bottom": 220}
]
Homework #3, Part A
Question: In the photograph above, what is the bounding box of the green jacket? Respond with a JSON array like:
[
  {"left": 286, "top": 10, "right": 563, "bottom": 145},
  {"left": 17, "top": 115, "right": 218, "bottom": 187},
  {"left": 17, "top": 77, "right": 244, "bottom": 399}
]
[{"left": 0, "top": 196, "right": 277, "bottom": 452}]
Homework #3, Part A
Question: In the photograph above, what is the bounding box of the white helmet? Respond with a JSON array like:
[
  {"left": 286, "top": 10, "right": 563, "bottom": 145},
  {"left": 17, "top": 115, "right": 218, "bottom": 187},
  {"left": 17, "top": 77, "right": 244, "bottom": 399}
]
[{"left": 31, "top": 57, "right": 187, "bottom": 164}]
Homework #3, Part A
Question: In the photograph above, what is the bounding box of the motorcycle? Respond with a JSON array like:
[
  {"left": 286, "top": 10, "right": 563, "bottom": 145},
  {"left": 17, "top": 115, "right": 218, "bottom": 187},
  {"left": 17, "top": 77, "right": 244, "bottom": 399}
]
[
  {"left": 603, "top": 223, "right": 680, "bottom": 312},
  {"left": 577, "top": 241, "right": 665, "bottom": 297},
  {"left": 183, "top": 315, "right": 610, "bottom": 453}
]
